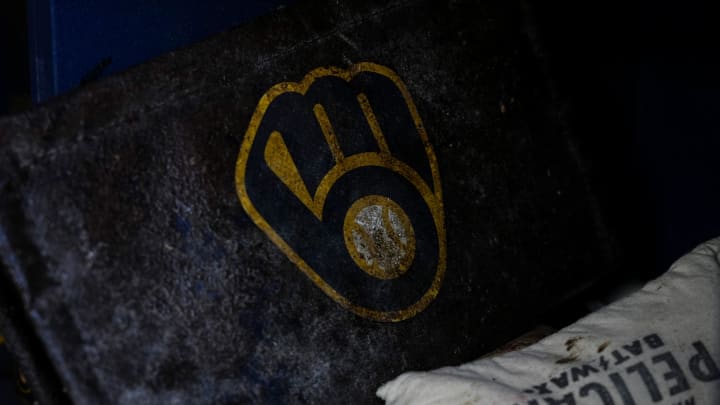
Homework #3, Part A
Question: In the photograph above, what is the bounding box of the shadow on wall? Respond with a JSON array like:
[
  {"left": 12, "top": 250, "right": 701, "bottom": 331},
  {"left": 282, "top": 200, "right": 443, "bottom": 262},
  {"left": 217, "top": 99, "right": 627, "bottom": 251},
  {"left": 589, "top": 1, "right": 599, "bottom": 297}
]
[
  {"left": 0, "top": 1, "right": 31, "bottom": 115},
  {"left": 529, "top": 0, "right": 720, "bottom": 279}
]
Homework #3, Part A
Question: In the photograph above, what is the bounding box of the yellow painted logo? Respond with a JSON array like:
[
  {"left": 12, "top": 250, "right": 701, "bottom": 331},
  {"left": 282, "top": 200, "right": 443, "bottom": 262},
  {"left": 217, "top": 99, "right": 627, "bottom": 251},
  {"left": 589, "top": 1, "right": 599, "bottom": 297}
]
[{"left": 235, "top": 62, "right": 445, "bottom": 321}]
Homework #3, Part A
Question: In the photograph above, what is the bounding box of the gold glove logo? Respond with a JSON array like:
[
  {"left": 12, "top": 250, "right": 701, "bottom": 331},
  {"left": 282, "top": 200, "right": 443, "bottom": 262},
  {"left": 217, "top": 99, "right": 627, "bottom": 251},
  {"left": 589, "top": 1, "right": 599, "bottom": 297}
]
[{"left": 235, "top": 63, "right": 445, "bottom": 321}]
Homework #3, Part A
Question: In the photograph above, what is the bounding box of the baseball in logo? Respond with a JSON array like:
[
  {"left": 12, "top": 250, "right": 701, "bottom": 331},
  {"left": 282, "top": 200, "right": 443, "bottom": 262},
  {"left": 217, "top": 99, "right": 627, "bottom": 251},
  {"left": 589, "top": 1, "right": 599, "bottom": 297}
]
[{"left": 235, "top": 62, "right": 446, "bottom": 321}]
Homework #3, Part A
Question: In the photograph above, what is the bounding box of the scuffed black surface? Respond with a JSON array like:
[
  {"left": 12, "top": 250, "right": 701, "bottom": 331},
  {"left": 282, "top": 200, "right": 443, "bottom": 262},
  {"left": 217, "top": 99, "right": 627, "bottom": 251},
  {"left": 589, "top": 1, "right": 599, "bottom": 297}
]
[{"left": 0, "top": 0, "right": 615, "bottom": 403}]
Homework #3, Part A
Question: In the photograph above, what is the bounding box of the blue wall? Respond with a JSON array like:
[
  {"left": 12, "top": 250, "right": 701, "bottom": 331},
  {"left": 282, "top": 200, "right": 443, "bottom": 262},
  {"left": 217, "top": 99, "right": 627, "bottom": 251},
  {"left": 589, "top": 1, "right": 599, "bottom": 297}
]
[{"left": 28, "top": 0, "right": 290, "bottom": 103}]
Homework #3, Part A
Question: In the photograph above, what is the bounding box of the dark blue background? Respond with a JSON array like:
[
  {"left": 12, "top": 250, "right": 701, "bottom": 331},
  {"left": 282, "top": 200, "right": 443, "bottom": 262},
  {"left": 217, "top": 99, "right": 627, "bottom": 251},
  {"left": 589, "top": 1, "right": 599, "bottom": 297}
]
[{"left": 0, "top": 0, "right": 719, "bottom": 402}]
